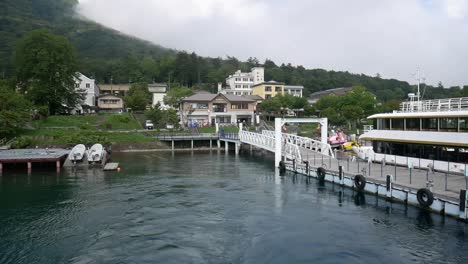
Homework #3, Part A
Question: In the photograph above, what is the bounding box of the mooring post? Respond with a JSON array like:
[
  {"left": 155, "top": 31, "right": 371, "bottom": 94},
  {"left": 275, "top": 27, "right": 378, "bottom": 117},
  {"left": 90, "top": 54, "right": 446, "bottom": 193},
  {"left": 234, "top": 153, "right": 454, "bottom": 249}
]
[
  {"left": 339, "top": 165, "right": 343, "bottom": 185},
  {"left": 235, "top": 143, "right": 240, "bottom": 155},
  {"left": 386, "top": 175, "right": 392, "bottom": 198},
  {"left": 191, "top": 140, "right": 194, "bottom": 150},
  {"left": 225, "top": 141, "right": 229, "bottom": 152},
  {"left": 172, "top": 140, "right": 175, "bottom": 150},
  {"left": 27, "top": 161, "right": 32, "bottom": 175},
  {"left": 409, "top": 168, "right": 412, "bottom": 184},
  {"left": 0, "top": 162, "right": 2, "bottom": 174},
  {"left": 209, "top": 140, "right": 212, "bottom": 149},
  {"left": 459, "top": 190, "right": 467, "bottom": 219},
  {"left": 56, "top": 160, "right": 61, "bottom": 173},
  {"left": 274, "top": 118, "right": 282, "bottom": 168},
  {"left": 217, "top": 140, "right": 220, "bottom": 148}
]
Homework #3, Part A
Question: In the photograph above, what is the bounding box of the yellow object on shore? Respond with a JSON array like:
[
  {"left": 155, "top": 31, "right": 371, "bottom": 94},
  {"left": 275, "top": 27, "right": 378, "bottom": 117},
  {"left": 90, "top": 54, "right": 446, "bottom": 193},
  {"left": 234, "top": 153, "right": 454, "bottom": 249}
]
[{"left": 341, "top": 140, "right": 359, "bottom": 151}]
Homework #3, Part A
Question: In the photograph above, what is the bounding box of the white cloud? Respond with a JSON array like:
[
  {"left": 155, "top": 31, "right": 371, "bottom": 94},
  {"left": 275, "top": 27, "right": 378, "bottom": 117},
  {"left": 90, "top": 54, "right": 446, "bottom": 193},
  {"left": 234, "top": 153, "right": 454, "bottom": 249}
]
[
  {"left": 76, "top": 0, "right": 468, "bottom": 86},
  {"left": 443, "top": 0, "right": 468, "bottom": 18}
]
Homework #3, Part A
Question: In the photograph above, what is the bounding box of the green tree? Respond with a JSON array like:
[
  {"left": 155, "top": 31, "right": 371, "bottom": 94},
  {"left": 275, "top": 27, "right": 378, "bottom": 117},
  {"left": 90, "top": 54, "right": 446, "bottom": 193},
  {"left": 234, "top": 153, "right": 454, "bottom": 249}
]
[
  {"left": 145, "top": 106, "right": 179, "bottom": 128},
  {"left": 14, "top": 29, "right": 81, "bottom": 114},
  {"left": 0, "top": 82, "right": 31, "bottom": 137},
  {"left": 124, "top": 82, "right": 151, "bottom": 111},
  {"left": 259, "top": 98, "right": 282, "bottom": 115},
  {"left": 163, "top": 86, "right": 194, "bottom": 108}
]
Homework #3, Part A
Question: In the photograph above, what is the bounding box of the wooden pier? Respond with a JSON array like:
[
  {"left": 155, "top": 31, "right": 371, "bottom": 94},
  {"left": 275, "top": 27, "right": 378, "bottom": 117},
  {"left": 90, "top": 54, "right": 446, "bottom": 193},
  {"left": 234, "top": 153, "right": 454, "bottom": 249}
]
[{"left": 0, "top": 149, "right": 69, "bottom": 174}]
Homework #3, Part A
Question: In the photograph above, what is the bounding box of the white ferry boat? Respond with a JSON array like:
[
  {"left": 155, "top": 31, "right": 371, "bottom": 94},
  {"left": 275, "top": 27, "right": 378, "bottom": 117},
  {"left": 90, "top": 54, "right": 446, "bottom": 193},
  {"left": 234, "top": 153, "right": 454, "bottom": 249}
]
[{"left": 359, "top": 95, "right": 468, "bottom": 174}]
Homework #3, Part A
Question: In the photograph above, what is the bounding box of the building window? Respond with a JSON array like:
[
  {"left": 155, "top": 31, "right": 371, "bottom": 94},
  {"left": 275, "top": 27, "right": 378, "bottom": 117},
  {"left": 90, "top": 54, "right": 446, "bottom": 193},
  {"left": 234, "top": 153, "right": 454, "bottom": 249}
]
[
  {"left": 391, "top": 118, "right": 404, "bottom": 130},
  {"left": 75, "top": 84, "right": 80, "bottom": 88},
  {"left": 243, "top": 85, "right": 248, "bottom": 88},
  {"left": 243, "top": 78, "right": 248, "bottom": 81},
  {"left": 235, "top": 85, "right": 241, "bottom": 88},
  {"left": 86, "top": 83, "right": 91, "bottom": 88},
  {"left": 250, "top": 78, "right": 253, "bottom": 82},
  {"left": 275, "top": 86, "right": 282, "bottom": 92},
  {"left": 440, "top": 118, "right": 457, "bottom": 131},
  {"left": 460, "top": 118, "right": 468, "bottom": 132},
  {"left": 236, "top": 92, "right": 241, "bottom": 95},
  {"left": 235, "top": 78, "right": 240, "bottom": 81},
  {"left": 422, "top": 118, "right": 438, "bottom": 131},
  {"left": 265, "top": 86, "right": 272, "bottom": 92},
  {"left": 231, "top": 103, "right": 248, "bottom": 109},
  {"left": 406, "top": 118, "right": 420, "bottom": 131},
  {"left": 192, "top": 103, "right": 208, "bottom": 109},
  {"left": 265, "top": 95, "right": 272, "bottom": 99},
  {"left": 100, "top": 99, "right": 120, "bottom": 104}
]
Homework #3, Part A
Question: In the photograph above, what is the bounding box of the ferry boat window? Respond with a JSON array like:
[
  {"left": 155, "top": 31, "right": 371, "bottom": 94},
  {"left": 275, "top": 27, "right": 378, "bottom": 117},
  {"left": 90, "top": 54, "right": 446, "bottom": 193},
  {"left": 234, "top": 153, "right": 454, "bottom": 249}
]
[
  {"left": 406, "top": 118, "right": 420, "bottom": 131},
  {"left": 391, "top": 118, "right": 404, "bottom": 130},
  {"left": 459, "top": 118, "right": 468, "bottom": 132},
  {"left": 377, "top": 118, "right": 390, "bottom": 129},
  {"left": 422, "top": 118, "right": 437, "bottom": 131},
  {"left": 439, "top": 117, "right": 457, "bottom": 131}
]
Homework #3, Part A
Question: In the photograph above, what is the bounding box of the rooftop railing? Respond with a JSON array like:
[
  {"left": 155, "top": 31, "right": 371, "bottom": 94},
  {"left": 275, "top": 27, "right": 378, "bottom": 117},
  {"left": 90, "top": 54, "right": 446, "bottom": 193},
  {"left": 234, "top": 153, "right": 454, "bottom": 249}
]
[{"left": 399, "top": 97, "right": 468, "bottom": 113}]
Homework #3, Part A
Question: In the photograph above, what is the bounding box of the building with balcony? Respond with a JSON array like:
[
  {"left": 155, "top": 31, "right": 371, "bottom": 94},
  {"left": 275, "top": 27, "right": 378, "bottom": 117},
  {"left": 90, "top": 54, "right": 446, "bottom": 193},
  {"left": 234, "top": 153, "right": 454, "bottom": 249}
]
[
  {"left": 284, "top": 85, "right": 304, "bottom": 97},
  {"left": 148, "top": 83, "right": 168, "bottom": 109},
  {"left": 97, "top": 94, "right": 124, "bottom": 113},
  {"left": 221, "top": 67, "right": 264, "bottom": 96},
  {"left": 181, "top": 93, "right": 257, "bottom": 126},
  {"left": 73, "top": 73, "right": 99, "bottom": 114},
  {"left": 251, "top": 81, "right": 285, "bottom": 99}
]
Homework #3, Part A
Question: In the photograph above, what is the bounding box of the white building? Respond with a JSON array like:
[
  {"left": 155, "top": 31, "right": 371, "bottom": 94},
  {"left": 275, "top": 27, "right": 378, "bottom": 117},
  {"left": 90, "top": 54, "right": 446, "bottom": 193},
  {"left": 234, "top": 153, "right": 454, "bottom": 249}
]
[
  {"left": 148, "top": 83, "right": 169, "bottom": 109},
  {"left": 73, "top": 73, "right": 99, "bottom": 114},
  {"left": 284, "top": 85, "right": 304, "bottom": 97},
  {"left": 221, "top": 67, "right": 264, "bottom": 96}
]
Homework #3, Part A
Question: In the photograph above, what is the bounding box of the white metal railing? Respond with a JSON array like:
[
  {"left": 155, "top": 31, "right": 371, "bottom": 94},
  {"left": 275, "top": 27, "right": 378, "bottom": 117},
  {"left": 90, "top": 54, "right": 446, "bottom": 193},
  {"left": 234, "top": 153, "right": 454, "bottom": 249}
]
[
  {"left": 399, "top": 97, "right": 468, "bottom": 113},
  {"left": 239, "top": 131, "right": 302, "bottom": 162},
  {"left": 261, "top": 130, "right": 334, "bottom": 157}
]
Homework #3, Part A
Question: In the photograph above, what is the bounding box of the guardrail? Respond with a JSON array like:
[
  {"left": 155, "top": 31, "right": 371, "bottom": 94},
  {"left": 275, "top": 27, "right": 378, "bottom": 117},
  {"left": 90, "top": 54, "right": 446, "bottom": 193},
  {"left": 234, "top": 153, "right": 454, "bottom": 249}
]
[
  {"left": 154, "top": 133, "right": 219, "bottom": 140},
  {"left": 239, "top": 130, "right": 302, "bottom": 162},
  {"left": 261, "top": 130, "right": 334, "bottom": 157}
]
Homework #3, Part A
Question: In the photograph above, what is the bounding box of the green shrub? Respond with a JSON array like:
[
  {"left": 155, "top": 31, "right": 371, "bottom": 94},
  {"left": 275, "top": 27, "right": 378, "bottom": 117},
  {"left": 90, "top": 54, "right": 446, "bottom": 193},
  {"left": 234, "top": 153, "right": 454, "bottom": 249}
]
[{"left": 11, "top": 136, "right": 34, "bottom": 149}]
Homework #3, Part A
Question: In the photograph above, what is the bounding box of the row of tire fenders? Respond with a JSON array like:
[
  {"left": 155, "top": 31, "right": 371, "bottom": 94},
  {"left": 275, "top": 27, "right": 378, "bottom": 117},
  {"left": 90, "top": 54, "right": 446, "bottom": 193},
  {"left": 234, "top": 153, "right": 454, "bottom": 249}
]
[{"left": 279, "top": 161, "right": 435, "bottom": 208}]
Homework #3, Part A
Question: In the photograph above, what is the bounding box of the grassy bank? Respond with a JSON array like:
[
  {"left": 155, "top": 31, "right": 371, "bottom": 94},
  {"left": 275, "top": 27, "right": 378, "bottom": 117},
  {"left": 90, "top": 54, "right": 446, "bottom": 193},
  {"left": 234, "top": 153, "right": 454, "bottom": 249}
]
[{"left": 33, "top": 113, "right": 142, "bottom": 130}]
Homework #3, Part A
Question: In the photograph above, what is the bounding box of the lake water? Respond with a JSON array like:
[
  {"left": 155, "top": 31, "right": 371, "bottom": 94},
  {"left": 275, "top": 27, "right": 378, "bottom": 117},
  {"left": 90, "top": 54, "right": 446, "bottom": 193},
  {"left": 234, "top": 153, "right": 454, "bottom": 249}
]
[{"left": 0, "top": 151, "right": 467, "bottom": 264}]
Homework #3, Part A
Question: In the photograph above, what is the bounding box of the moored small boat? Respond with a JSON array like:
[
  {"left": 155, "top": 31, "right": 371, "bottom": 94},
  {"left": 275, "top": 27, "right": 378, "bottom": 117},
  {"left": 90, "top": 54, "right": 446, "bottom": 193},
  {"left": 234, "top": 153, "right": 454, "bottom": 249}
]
[
  {"left": 69, "top": 144, "right": 86, "bottom": 162},
  {"left": 87, "top": 144, "right": 104, "bottom": 163}
]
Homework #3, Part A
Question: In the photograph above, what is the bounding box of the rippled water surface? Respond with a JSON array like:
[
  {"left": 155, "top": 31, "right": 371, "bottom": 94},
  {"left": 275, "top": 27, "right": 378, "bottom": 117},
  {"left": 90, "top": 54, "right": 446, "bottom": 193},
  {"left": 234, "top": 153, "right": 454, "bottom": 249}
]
[{"left": 0, "top": 151, "right": 467, "bottom": 264}]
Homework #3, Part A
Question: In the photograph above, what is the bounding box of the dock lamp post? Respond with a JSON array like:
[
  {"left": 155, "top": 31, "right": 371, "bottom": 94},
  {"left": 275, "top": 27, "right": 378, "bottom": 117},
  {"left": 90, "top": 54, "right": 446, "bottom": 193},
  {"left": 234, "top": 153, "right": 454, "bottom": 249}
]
[{"left": 274, "top": 117, "right": 328, "bottom": 168}]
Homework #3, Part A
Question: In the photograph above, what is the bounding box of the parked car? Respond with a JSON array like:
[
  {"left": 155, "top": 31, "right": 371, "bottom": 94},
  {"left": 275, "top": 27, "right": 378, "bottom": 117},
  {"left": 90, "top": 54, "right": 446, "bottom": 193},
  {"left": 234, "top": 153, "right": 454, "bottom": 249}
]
[{"left": 145, "top": 120, "right": 154, "bottom": 130}]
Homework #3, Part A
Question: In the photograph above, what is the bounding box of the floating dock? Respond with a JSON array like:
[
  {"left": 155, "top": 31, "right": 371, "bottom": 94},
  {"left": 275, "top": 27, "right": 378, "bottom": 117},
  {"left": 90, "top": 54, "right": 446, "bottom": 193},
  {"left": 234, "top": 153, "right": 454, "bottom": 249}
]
[
  {"left": 0, "top": 148, "right": 69, "bottom": 173},
  {"left": 103, "top": 162, "right": 119, "bottom": 171}
]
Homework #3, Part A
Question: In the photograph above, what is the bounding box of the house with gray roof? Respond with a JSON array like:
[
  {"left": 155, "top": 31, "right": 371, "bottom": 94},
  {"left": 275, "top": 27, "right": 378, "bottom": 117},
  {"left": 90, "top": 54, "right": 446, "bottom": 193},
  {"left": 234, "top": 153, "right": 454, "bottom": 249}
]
[
  {"left": 308, "top": 87, "right": 354, "bottom": 104},
  {"left": 181, "top": 92, "right": 257, "bottom": 126}
]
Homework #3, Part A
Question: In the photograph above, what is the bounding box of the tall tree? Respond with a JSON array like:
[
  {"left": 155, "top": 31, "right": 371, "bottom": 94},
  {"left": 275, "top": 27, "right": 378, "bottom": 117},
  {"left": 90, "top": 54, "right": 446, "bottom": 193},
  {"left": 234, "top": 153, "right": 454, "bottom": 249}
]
[
  {"left": 124, "top": 82, "right": 151, "bottom": 111},
  {"left": 14, "top": 29, "right": 81, "bottom": 114},
  {"left": 0, "top": 81, "right": 31, "bottom": 137}
]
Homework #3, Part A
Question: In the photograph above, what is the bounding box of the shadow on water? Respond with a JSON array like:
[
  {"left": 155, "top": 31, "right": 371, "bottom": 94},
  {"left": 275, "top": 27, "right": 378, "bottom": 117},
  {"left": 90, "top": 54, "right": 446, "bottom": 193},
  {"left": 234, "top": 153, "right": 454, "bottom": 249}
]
[{"left": 353, "top": 191, "right": 366, "bottom": 206}]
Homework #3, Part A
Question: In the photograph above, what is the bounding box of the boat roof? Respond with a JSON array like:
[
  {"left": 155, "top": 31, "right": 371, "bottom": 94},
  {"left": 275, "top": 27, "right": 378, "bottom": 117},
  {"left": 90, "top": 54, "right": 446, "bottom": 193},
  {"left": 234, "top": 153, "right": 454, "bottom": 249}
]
[
  {"left": 368, "top": 111, "right": 468, "bottom": 119},
  {"left": 359, "top": 130, "right": 468, "bottom": 147}
]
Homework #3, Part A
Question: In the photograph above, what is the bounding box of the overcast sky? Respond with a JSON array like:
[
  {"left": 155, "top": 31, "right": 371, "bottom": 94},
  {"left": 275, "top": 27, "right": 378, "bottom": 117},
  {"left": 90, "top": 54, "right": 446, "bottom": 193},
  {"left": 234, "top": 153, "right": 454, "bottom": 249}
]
[{"left": 77, "top": 0, "right": 468, "bottom": 86}]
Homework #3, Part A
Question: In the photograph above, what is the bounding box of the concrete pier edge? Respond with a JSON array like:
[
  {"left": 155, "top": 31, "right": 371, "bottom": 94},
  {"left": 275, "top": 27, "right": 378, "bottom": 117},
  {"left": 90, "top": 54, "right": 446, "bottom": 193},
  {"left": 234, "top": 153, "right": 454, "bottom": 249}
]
[{"left": 285, "top": 162, "right": 468, "bottom": 222}]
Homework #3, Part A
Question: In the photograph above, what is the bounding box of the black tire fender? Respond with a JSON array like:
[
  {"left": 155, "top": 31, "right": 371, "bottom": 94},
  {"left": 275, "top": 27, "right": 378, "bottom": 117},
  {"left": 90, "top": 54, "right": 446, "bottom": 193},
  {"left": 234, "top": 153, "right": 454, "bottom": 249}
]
[
  {"left": 354, "top": 174, "right": 366, "bottom": 191},
  {"left": 279, "top": 161, "right": 286, "bottom": 174},
  {"left": 417, "top": 188, "right": 434, "bottom": 207},
  {"left": 317, "top": 167, "right": 326, "bottom": 181}
]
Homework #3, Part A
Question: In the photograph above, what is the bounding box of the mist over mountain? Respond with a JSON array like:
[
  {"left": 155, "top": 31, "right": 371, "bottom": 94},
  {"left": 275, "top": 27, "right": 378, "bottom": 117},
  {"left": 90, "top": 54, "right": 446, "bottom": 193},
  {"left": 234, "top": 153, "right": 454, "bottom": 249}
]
[{"left": 1, "top": 0, "right": 464, "bottom": 100}]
